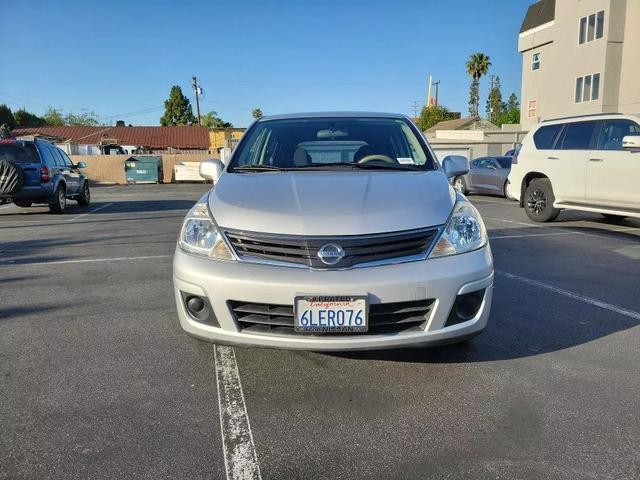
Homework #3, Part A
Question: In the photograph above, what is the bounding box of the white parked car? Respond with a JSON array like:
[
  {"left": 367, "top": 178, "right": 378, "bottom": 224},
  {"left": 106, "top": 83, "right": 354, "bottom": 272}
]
[
  {"left": 174, "top": 161, "right": 207, "bottom": 182},
  {"left": 507, "top": 113, "right": 640, "bottom": 222},
  {"left": 172, "top": 112, "right": 493, "bottom": 351}
]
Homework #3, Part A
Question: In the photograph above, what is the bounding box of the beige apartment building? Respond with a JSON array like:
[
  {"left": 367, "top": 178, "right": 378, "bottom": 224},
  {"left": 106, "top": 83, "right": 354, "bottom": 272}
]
[{"left": 519, "top": 0, "right": 640, "bottom": 129}]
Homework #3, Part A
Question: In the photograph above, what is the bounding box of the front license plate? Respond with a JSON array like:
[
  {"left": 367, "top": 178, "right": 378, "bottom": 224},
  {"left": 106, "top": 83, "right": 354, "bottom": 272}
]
[{"left": 294, "top": 296, "right": 368, "bottom": 333}]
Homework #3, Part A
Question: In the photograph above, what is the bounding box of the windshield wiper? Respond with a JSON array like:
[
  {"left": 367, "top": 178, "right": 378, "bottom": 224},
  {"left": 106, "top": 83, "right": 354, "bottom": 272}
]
[
  {"left": 232, "top": 164, "right": 283, "bottom": 173},
  {"left": 289, "top": 162, "right": 421, "bottom": 171},
  {"left": 288, "top": 162, "right": 355, "bottom": 169},
  {"left": 350, "top": 162, "right": 421, "bottom": 171}
]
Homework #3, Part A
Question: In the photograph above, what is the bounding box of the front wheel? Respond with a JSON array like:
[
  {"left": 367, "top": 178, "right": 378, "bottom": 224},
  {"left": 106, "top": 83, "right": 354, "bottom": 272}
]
[
  {"left": 453, "top": 176, "right": 468, "bottom": 195},
  {"left": 524, "top": 178, "right": 560, "bottom": 222},
  {"left": 49, "top": 185, "right": 67, "bottom": 214},
  {"left": 77, "top": 182, "right": 90, "bottom": 206}
]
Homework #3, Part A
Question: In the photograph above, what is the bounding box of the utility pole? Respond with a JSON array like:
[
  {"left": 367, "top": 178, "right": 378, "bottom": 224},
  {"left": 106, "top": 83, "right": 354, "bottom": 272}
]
[
  {"left": 433, "top": 80, "right": 440, "bottom": 107},
  {"left": 411, "top": 100, "right": 420, "bottom": 118},
  {"left": 192, "top": 76, "right": 202, "bottom": 126}
]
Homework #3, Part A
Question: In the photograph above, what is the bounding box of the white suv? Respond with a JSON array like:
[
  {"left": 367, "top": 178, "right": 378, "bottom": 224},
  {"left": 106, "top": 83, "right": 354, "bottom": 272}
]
[{"left": 507, "top": 113, "right": 640, "bottom": 222}]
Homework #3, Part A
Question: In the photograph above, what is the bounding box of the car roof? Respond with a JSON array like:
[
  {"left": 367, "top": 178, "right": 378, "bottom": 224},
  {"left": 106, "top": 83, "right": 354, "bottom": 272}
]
[
  {"left": 540, "top": 113, "right": 638, "bottom": 125},
  {"left": 258, "top": 111, "right": 408, "bottom": 121},
  {"left": 0, "top": 138, "right": 52, "bottom": 145}
]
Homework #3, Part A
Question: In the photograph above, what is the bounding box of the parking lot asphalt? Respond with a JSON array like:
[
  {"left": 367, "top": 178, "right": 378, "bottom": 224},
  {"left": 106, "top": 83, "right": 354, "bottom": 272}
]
[{"left": 1, "top": 184, "right": 639, "bottom": 480}]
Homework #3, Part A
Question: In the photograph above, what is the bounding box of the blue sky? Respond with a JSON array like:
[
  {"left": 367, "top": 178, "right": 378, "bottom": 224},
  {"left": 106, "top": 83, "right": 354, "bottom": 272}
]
[{"left": 1, "top": 0, "right": 532, "bottom": 127}]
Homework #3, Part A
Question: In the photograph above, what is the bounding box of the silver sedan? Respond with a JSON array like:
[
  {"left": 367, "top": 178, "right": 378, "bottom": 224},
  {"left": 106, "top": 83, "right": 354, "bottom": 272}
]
[{"left": 453, "top": 156, "right": 512, "bottom": 197}]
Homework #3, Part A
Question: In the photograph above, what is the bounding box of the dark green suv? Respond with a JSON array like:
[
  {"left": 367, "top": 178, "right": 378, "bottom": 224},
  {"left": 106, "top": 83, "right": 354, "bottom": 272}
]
[{"left": 0, "top": 138, "right": 90, "bottom": 214}]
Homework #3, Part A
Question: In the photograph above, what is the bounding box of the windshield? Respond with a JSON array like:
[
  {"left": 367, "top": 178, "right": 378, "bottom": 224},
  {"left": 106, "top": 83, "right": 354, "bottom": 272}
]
[{"left": 230, "top": 117, "right": 435, "bottom": 171}]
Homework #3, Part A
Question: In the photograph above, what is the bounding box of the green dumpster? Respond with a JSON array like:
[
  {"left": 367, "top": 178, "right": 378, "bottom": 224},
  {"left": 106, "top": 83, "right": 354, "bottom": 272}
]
[{"left": 124, "top": 156, "right": 162, "bottom": 184}]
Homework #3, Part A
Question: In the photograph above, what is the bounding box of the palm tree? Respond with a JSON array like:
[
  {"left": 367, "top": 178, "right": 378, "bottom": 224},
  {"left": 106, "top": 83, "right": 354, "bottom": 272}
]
[
  {"left": 252, "top": 108, "right": 263, "bottom": 120},
  {"left": 200, "top": 111, "right": 218, "bottom": 128},
  {"left": 466, "top": 53, "right": 491, "bottom": 118}
]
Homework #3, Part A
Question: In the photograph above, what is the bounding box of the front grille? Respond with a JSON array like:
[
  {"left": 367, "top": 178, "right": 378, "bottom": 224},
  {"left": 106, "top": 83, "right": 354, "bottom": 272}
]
[
  {"left": 228, "top": 299, "right": 435, "bottom": 336},
  {"left": 224, "top": 227, "right": 439, "bottom": 269}
]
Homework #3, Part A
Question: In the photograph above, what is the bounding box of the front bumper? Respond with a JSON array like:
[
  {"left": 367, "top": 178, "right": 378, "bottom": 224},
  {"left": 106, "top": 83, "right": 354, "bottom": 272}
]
[{"left": 172, "top": 244, "right": 494, "bottom": 351}]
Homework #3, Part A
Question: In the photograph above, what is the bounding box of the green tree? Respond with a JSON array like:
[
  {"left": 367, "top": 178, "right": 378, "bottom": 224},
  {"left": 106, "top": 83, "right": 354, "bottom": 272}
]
[
  {"left": 499, "top": 93, "right": 521, "bottom": 125},
  {"left": 115, "top": 120, "right": 126, "bottom": 127},
  {"left": 466, "top": 52, "right": 491, "bottom": 117},
  {"left": 14, "top": 109, "right": 47, "bottom": 127},
  {"left": 486, "top": 76, "right": 504, "bottom": 125},
  {"left": 43, "top": 107, "right": 64, "bottom": 126},
  {"left": 64, "top": 109, "right": 99, "bottom": 126},
  {"left": 252, "top": 108, "right": 263, "bottom": 120},
  {"left": 200, "top": 111, "right": 233, "bottom": 128},
  {"left": 200, "top": 111, "right": 218, "bottom": 127},
  {"left": 213, "top": 117, "right": 233, "bottom": 128},
  {"left": 417, "top": 105, "right": 452, "bottom": 131},
  {"left": 0, "top": 104, "right": 16, "bottom": 129},
  {"left": 160, "top": 85, "right": 196, "bottom": 126}
]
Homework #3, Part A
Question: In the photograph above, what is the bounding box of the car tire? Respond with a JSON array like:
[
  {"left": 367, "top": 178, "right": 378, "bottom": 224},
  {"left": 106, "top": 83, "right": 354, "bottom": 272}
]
[
  {"left": 49, "top": 184, "right": 67, "bottom": 214},
  {"left": 13, "top": 200, "right": 32, "bottom": 208},
  {"left": 524, "top": 178, "right": 560, "bottom": 222},
  {"left": 502, "top": 180, "right": 509, "bottom": 198},
  {"left": 453, "top": 176, "right": 468, "bottom": 195},
  {"left": 77, "top": 182, "right": 91, "bottom": 206}
]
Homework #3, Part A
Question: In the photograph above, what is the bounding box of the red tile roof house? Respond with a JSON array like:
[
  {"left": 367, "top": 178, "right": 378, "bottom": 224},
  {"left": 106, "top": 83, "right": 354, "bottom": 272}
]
[{"left": 11, "top": 126, "right": 211, "bottom": 154}]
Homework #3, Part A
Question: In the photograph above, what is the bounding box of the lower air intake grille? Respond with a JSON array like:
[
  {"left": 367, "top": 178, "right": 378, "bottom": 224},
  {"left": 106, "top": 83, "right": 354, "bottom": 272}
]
[{"left": 228, "top": 299, "right": 435, "bottom": 336}]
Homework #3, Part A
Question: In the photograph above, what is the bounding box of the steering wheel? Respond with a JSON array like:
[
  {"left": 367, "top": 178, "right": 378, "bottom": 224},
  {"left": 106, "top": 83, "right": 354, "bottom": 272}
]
[{"left": 357, "top": 154, "right": 395, "bottom": 164}]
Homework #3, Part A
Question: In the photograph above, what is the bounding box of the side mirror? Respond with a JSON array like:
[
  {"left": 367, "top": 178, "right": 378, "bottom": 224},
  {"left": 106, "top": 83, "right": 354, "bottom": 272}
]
[
  {"left": 442, "top": 155, "right": 469, "bottom": 178},
  {"left": 622, "top": 135, "right": 640, "bottom": 150},
  {"left": 199, "top": 159, "right": 224, "bottom": 183},
  {"left": 76, "top": 162, "right": 87, "bottom": 169}
]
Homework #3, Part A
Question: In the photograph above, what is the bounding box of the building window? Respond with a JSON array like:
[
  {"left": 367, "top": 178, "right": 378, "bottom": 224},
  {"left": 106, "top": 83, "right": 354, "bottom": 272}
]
[
  {"left": 575, "top": 73, "right": 601, "bottom": 103},
  {"left": 527, "top": 100, "right": 537, "bottom": 118},
  {"left": 532, "top": 52, "right": 541, "bottom": 70},
  {"left": 579, "top": 10, "right": 605, "bottom": 44}
]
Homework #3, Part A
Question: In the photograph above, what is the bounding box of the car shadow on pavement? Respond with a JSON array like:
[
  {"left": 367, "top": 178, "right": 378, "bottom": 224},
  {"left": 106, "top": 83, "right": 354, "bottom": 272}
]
[
  {"left": 82, "top": 200, "right": 198, "bottom": 214},
  {"left": 331, "top": 304, "right": 640, "bottom": 364},
  {"left": 0, "top": 305, "right": 62, "bottom": 322}
]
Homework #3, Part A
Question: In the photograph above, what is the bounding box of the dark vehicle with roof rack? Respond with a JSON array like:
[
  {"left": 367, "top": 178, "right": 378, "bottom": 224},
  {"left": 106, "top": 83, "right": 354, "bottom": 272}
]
[{"left": 0, "top": 138, "right": 90, "bottom": 213}]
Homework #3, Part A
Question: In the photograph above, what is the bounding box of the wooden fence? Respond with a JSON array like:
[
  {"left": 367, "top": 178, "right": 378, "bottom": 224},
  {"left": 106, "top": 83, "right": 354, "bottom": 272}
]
[{"left": 69, "top": 153, "right": 218, "bottom": 184}]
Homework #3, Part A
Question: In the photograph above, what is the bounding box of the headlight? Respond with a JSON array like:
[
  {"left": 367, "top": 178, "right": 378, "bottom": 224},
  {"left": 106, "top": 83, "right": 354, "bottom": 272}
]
[
  {"left": 429, "top": 201, "right": 487, "bottom": 258},
  {"left": 179, "top": 201, "right": 234, "bottom": 260}
]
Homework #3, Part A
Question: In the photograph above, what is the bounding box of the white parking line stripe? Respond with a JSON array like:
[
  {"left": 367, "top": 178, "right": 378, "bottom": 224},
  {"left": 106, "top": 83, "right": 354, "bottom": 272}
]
[
  {"left": 485, "top": 217, "right": 639, "bottom": 243},
  {"left": 66, "top": 202, "right": 113, "bottom": 221},
  {"left": 497, "top": 270, "right": 640, "bottom": 321},
  {"left": 484, "top": 216, "right": 540, "bottom": 228},
  {"left": 0, "top": 254, "right": 171, "bottom": 267},
  {"left": 214, "top": 345, "right": 262, "bottom": 480}
]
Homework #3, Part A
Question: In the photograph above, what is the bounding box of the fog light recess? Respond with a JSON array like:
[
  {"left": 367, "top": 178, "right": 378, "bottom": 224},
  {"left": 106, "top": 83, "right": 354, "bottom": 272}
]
[
  {"left": 181, "top": 292, "right": 219, "bottom": 327},
  {"left": 445, "top": 289, "right": 485, "bottom": 327}
]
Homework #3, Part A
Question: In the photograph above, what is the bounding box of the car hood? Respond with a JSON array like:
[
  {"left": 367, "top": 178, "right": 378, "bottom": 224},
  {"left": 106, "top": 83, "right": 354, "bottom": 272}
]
[{"left": 209, "top": 171, "right": 456, "bottom": 236}]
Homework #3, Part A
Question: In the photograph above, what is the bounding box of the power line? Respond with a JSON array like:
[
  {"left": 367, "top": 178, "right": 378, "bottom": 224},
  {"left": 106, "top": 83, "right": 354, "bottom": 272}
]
[{"left": 199, "top": 98, "right": 253, "bottom": 111}]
